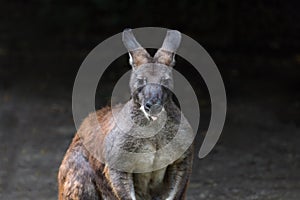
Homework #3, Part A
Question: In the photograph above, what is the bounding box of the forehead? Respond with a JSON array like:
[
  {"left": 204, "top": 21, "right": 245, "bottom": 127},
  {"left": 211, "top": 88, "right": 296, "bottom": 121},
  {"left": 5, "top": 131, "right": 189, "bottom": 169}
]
[{"left": 133, "top": 63, "right": 172, "bottom": 78}]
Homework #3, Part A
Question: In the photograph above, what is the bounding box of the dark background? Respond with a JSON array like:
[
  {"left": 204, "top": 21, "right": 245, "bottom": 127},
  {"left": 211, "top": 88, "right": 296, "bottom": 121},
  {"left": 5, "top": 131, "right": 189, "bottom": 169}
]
[{"left": 0, "top": 0, "right": 299, "bottom": 199}]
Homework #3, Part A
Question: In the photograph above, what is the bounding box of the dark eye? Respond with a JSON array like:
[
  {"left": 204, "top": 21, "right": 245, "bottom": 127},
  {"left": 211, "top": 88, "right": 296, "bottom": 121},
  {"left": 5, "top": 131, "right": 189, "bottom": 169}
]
[{"left": 137, "top": 77, "right": 147, "bottom": 85}]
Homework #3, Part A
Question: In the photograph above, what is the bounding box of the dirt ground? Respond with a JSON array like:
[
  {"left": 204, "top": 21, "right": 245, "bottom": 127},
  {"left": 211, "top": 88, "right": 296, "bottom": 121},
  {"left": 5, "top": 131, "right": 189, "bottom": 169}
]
[{"left": 0, "top": 62, "right": 299, "bottom": 200}]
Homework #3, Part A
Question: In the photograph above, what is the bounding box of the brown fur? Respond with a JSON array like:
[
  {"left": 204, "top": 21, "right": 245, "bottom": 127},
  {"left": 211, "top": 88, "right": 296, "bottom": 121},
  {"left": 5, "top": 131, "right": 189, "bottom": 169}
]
[
  {"left": 58, "top": 29, "right": 194, "bottom": 200},
  {"left": 58, "top": 105, "right": 194, "bottom": 200},
  {"left": 131, "top": 49, "right": 153, "bottom": 67},
  {"left": 154, "top": 49, "right": 174, "bottom": 66}
]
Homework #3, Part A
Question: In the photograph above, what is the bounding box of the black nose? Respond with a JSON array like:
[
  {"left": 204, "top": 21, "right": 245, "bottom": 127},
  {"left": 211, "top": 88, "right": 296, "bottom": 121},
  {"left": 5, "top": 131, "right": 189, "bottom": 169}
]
[
  {"left": 144, "top": 100, "right": 162, "bottom": 115},
  {"left": 144, "top": 102, "right": 152, "bottom": 112}
]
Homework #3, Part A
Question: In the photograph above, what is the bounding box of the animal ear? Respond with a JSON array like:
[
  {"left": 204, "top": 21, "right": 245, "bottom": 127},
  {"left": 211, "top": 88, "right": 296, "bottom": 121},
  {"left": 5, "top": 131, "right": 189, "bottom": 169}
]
[
  {"left": 154, "top": 30, "right": 181, "bottom": 67},
  {"left": 122, "top": 28, "right": 151, "bottom": 68}
]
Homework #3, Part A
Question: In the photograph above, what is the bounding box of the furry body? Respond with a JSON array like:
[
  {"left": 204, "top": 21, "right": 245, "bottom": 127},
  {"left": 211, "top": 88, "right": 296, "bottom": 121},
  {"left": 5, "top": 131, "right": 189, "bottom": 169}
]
[{"left": 58, "top": 29, "right": 194, "bottom": 200}]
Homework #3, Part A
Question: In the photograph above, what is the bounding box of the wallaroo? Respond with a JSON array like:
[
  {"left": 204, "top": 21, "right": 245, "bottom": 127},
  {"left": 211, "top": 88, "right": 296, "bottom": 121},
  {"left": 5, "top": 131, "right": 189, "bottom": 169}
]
[{"left": 58, "top": 29, "right": 195, "bottom": 200}]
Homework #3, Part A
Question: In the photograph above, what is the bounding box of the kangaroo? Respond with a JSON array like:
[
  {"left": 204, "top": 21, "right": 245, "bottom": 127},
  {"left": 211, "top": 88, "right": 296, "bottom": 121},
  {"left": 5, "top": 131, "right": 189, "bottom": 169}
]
[{"left": 58, "top": 29, "right": 194, "bottom": 200}]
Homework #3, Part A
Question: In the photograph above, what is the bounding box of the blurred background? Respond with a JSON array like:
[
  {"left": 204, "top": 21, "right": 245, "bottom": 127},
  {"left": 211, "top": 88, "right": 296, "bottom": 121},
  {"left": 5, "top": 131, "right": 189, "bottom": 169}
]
[{"left": 0, "top": 0, "right": 300, "bottom": 199}]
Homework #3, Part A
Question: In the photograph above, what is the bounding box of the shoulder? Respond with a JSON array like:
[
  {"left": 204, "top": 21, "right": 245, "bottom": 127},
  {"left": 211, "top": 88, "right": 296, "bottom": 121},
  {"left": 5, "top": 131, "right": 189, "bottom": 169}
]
[{"left": 78, "top": 105, "right": 123, "bottom": 136}]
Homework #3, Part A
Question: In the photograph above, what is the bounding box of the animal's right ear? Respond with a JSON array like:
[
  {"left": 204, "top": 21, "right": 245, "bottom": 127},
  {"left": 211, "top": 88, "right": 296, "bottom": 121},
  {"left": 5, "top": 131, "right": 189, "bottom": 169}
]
[
  {"left": 122, "top": 29, "right": 151, "bottom": 69},
  {"left": 154, "top": 30, "right": 181, "bottom": 67}
]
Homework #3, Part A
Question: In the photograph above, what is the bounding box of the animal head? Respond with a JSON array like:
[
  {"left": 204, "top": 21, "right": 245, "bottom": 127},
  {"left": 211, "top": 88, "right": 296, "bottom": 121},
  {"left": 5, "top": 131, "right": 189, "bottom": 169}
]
[{"left": 122, "top": 29, "right": 181, "bottom": 120}]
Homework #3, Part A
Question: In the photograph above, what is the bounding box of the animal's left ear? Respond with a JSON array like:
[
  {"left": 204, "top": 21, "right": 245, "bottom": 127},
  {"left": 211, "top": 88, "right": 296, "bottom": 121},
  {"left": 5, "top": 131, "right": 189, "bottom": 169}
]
[
  {"left": 122, "top": 28, "right": 151, "bottom": 69},
  {"left": 154, "top": 30, "right": 181, "bottom": 67}
]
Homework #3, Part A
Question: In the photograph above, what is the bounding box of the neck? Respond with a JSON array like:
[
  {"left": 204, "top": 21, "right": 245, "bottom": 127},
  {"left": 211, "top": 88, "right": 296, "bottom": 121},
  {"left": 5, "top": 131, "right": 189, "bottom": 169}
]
[{"left": 129, "top": 100, "right": 151, "bottom": 126}]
